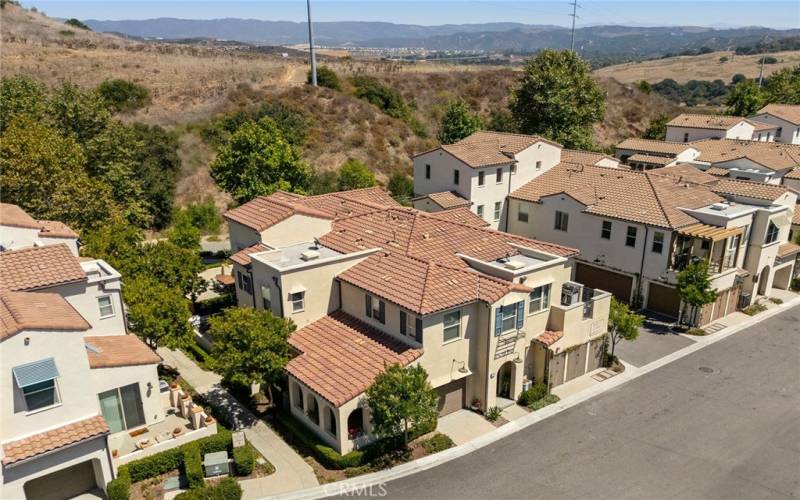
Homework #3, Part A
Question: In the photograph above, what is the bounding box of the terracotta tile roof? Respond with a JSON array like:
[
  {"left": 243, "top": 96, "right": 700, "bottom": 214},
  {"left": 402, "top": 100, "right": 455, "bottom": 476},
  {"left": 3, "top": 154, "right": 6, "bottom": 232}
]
[
  {"left": 425, "top": 131, "right": 562, "bottom": 169},
  {"left": 230, "top": 243, "right": 271, "bottom": 267},
  {"left": 2, "top": 415, "right": 109, "bottom": 465},
  {"left": 37, "top": 220, "right": 79, "bottom": 239},
  {"left": 616, "top": 138, "right": 693, "bottom": 155},
  {"left": 690, "top": 139, "right": 800, "bottom": 171},
  {"left": 750, "top": 120, "right": 778, "bottom": 132},
  {"left": 776, "top": 242, "right": 800, "bottom": 258},
  {"left": 710, "top": 179, "right": 788, "bottom": 201},
  {"left": 650, "top": 163, "right": 718, "bottom": 185},
  {"left": 224, "top": 188, "right": 398, "bottom": 232},
  {"left": 427, "top": 207, "right": 488, "bottom": 227},
  {"left": 0, "top": 291, "right": 90, "bottom": 341},
  {"left": 456, "top": 130, "right": 562, "bottom": 153},
  {"left": 84, "top": 335, "right": 162, "bottom": 368},
  {"left": 785, "top": 167, "right": 800, "bottom": 180},
  {"left": 286, "top": 311, "right": 422, "bottom": 407},
  {"left": 510, "top": 163, "right": 723, "bottom": 229},
  {"left": 627, "top": 153, "right": 676, "bottom": 166},
  {"left": 757, "top": 104, "right": 800, "bottom": 125},
  {"left": 561, "top": 149, "right": 617, "bottom": 166},
  {"left": 794, "top": 205, "right": 800, "bottom": 225},
  {"left": 705, "top": 167, "right": 731, "bottom": 177},
  {"left": 667, "top": 113, "right": 746, "bottom": 130},
  {"left": 423, "top": 191, "right": 471, "bottom": 209},
  {"left": 0, "top": 203, "right": 41, "bottom": 229},
  {"left": 534, "top": 330, "right": 563, "bottom": 347},
  {"left": 0, "top": 244, "right": 86, "bottom": 292}
]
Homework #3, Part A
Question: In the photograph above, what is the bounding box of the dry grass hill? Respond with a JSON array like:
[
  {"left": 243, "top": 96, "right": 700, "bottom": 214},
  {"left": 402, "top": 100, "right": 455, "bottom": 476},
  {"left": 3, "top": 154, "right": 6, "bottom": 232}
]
[{"left": 1, "top": 3, "right": 678, "bottom": 207}]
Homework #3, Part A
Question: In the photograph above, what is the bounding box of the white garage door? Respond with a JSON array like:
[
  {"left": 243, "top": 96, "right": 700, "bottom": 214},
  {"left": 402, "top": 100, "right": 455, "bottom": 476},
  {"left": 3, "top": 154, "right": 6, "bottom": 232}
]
[{"left": 24, "top": 460, "right": 98, "bottom": 500}]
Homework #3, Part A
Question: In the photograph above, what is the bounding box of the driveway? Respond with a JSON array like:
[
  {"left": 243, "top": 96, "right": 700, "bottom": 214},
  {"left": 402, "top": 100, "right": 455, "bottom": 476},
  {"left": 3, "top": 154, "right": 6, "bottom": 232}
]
[
  {"left": 614, "top": 311, "right": 695, "bottom": 367},
  {"left": 375, "top": 305, "right": 800, "bottom": 500}
]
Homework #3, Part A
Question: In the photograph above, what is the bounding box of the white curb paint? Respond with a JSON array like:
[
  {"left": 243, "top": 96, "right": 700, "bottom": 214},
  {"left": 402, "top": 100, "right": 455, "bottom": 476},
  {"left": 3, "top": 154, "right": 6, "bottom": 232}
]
[{"left": 270, "top": 296, "right": 800, "bottom": 500}]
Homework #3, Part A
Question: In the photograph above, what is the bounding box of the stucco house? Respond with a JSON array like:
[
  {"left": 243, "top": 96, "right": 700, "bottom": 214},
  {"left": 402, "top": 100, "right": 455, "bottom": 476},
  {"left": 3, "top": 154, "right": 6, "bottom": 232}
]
[
  {"left": 665, "top": 113, "right": 778, "bottom": 143},
  {"left": 507, "top": 162, "right": 798, "bottom": 324},
  {"left": 226, "top": 188, "right": 611, "bottom": 454},
  {"left": 751, "top": 104, "right": 800, "bottom": 145}
]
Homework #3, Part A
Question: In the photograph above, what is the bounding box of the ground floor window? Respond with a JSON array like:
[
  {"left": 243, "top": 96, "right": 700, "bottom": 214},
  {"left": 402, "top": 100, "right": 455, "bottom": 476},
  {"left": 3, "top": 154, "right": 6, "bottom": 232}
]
[
  {"left": 327, "top": 407, "right": 337, "bottom": 436},
  {"left": 348, "top": 408, "right": 364, "bottom": 439},
  {"left": 98, "top": 384, "right": 146, "bottom": 433}
]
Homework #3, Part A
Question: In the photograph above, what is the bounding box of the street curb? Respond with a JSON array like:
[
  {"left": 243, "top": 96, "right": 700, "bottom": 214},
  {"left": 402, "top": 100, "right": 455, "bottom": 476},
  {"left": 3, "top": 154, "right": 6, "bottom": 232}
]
[{"left": 270, "top": 296, "right": 800, "bottom": 500}]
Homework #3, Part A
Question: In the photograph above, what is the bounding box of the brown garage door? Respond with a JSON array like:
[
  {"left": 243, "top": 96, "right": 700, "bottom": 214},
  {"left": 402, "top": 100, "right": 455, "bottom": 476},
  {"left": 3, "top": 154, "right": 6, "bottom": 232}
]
[
  {"left": 587, "top": 338, "right": 605, "bottom": 372},
  {"left": 436, "top": 378, "right": 465, "bottom": 416},
  {"left": 647, "top": 282, "right": 681, "bottom": 318},
  {"left": 575, "top": 263, "right": 633, "bottom": 303},
  {"left": 24, "top": 460, "right": 98, "bottom": 500},
  {"left": 566, "top": 343, "right": 588, "bottom": 382},
  {"left": 549, "top": 352, "right": 566, "bottom": 387}
]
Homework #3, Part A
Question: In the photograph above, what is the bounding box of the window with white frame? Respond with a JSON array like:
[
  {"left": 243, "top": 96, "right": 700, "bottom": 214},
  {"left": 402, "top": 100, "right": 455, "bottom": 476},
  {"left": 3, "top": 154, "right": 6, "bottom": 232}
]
[
  {"left": 518, "top": 202, "right": 529, "bottom": 223},
  {"left": 554, "top": 211, "right": 569, "bottom": 231},
  {"left": 477, "top": 205, "right": 484, "bottom": 218},
  {"left": 442, "top": 310, "right": 461, "bottom": 342},
  {"left": 652, "top": 231, "right": 665, "bottom": 253},
  {"left": 626, "top": 226, "right": 637, "bottom": 247},
  {"left": 478, "top": 171, "right": 485, "bottom": 186},
  {"left": 765, "top": 221, "right": 779, "bottom": 244},
  {"left": 496, "top": 168, "right": 503, "bottom": 183},
  {"left": 601, "top": 220, "right": 612, "bottom": 239},
  {"left": 529, "top": 284, "right": 551, "bottom": 314},
  {"left": 493, "top": 202, "right": 502, "bottom": 221},
  {"left": 500, "top": 304, "right": 517, "bottom": 333},
  {"left": 261, "top": 285, "right": 272, "bottom": 310},
  {"left": 23, "top": 379, "right": 60, "bottom": 411},
  {"left": 290, "top": 291, "right": 305, "bottom": 312},
  {"left": 97, "top": 295, "right": 114, "bottom": 318}
]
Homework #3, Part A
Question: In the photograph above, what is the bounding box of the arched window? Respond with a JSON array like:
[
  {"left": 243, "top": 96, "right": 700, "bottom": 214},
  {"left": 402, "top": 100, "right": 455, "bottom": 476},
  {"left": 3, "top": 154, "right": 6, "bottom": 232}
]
[
  {"left": 347, "top": 408, "right": 364, "bottom": 439},
  {"left": 306, "top": 394, "right": 319, "bottom": 425},
  {"left": 327, "top": 407, "right": 337, "bottom": 436}
]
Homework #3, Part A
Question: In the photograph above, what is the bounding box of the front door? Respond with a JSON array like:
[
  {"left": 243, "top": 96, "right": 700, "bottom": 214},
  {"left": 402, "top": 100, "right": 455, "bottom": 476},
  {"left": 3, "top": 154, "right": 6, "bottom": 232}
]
[{"left": 496, "top": 363, "right": 514, "bottom": 398}]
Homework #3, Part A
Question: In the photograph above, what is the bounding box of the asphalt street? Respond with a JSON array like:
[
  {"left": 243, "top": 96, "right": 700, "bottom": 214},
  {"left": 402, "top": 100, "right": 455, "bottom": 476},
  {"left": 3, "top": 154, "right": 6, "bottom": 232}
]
[{"left": 378, "top": 305, "right": 800, "bottom": 500}]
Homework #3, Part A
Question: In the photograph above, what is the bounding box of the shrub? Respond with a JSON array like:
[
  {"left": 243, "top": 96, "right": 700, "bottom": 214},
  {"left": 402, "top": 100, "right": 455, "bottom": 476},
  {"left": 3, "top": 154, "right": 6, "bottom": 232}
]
[
  {"left": 233, "top": 443, "right": 257, "bottom": 476},
  {"left": 421, "top": 433, "right": 455, "bottom": 454},
  {"left": 125, "top": 430, "right": 232, "bottom": 482},
  {"left": 517, "top": 383, "right": 548, "bottom": 407},
  {"left": 350, "top": 76, "right": 410, "bottom": 121},
  {"left": 174, "top": 477, "right": 242, "bottom": 500},
  {"left": 387, "top": 173, "right": 413, "bottom": 205},
  {"left": 183, "top": 444, "right": 204, "bottom": 489},
  {"left": 485, "top": 406, "right": 502, "bottom": 422},
  {"left": 96, "top": 79, "right": 151, "bottom": 113},
  {"left": 768, "top": 297, "right": 783, "bottom": 305},
  {"left": 64, "top": 18, "right": 91, "bottom": 30},
  {"left": 177, "top": 201, "right": 222, "bottom": 234},
  {"left": 685, "top": 328, "right": 707, "bottom": 336},
  {"left": 195, "top": 293, "right": 235, "bottom": 317},
  {"left": 308, "top": 66, "right": 341, "bottom": 91},
  {"left": 760, "top": 56, "right": 778, "bottom": 64},
  {"left": 343, "top": 464, "right": 373, "bottom": 478},
  {"left": 530, "top": 394, "right": 560, "bottom": 411},
  {"left": 107, "top": 466, "right": 131, "bottom": 500},
  {"left": 742, "top": 301, "right": 767, "bottom": 316}
]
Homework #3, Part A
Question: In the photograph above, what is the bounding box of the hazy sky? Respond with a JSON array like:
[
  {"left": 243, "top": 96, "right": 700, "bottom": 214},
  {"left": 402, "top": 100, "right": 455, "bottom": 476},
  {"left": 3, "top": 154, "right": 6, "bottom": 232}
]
[{"left": 22, "top": 1, "right": 800, "bottom": 29}]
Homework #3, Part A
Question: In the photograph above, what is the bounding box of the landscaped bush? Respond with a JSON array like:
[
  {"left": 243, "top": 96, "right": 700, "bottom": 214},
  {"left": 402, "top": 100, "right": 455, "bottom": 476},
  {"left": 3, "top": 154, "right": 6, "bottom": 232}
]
[
  {"left": 233, "top": 443, "right": 257, "bottom": 476},
  {"left": 125, "top": 430, "right": 232, "bottom": 483},
  {"left": 96, "top": 79, "right": 151, "bottom": 113},
  {"left": 195, "top": 293, "right": 235, "bottom": 317},
  {"left": 174, "top": 477, "right": 242, "bottom": 500},
  {"left": 685, "top": 328, "right": 707, "bottom": 336},
  {"left": 183, "top": 444, "right": 204, "bottom": 489},
  {"left": 107, "top": 466, "right": 131, "bottom": 500},
  {"left": 517, "top": 383, "right": 548, "bottom": 407},
  {"left": 530, "top": 394, "right": 560, "bottom": 411},
  {"left": 768, "top": 297, "right": 783, "bottom": 305},
  {"left": 485, "top": 406, "right": 502, "bottom": 422},
  {"left": 743, "top": 301, "right": 768, "bottom": 316},
  {"left": 177, "top": 201, "right": 223, "bottom": 235},
  {"left": 421, "top": 433, "right": 455, "bottom": 454}
]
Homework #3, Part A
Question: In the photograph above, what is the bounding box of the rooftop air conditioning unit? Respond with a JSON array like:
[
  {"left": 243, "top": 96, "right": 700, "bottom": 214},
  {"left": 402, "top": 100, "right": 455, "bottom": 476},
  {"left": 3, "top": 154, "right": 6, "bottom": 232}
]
[
  {"left": 300, "top": 250, "right": 320, "bottom": 261},
  {"left": 710, "top": 203, "right": 728, "bottom": 211},
  {"left": 561, "top": 282, "right": 583, "bottom": 306},
  {"left": 504, "top": 260, "right": 525, "bottom": 270}
]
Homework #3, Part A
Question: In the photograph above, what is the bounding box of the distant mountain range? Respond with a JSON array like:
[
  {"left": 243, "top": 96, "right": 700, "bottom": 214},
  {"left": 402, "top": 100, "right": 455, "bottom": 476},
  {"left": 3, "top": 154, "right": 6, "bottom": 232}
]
[{"left": 84, "top": 18, "right": 800, "bottom": 58}]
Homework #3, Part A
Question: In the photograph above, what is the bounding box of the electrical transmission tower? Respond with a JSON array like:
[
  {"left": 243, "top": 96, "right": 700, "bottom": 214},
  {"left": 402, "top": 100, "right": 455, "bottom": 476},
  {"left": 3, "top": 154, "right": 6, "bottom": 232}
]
[
  {"left": 570, "top": 0, "right": 580, "bottom": 52},
  {"left": 307, "top": 0, "right": 317, "bottom": 86}
]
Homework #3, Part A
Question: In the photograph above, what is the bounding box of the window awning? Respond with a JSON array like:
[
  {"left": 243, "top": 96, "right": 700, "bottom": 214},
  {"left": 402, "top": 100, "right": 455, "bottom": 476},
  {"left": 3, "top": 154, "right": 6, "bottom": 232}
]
[
  {"left": 12, "top": 358, "right": 59, "bottom": 388},
  {"left": 288, "top": 284, "right": 307, "bottom": 294},
  {"left": 678, "top": 223, "right": 744, "bottom": 242}
]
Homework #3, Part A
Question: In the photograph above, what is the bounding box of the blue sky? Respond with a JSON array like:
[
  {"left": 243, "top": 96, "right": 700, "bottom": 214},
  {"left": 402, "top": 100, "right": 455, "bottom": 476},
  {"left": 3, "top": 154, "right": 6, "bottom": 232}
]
[{"left": 22, "top": 1, "right": 800, "bottom": 29}]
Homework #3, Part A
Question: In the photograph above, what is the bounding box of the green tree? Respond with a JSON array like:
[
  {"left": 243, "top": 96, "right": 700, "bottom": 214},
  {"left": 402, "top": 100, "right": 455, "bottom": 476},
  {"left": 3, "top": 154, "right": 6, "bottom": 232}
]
[
  {"left": 642, "top": 113, "right": 669, "bottom": 140},
  {"left": 509, "top": 49, "right": 605, "bottom": 149},
  {"left": 208, "top": 308, "right": 294, "bottom": 405},
  {"left": 48, "top": 82, "right": 110, "bottom": 142},
  {"left": 350, "top": 76, "right": 410, "bottom": 120},
  {"left": 168, "top": 217, "right": 202, "bottom": 250},
  {"left": 637, "top": 80, "right": 652, "bottom": 94},
  {"left": 80, "top": 219, "right": 144, "bottom": 275},
  {"left": 677, "top": 260, "right": 718, "bottom": 327},
  {"left": 0, "top": 75, "right": 48, "bottom": 132},
  {"left": 308, "top": 66, "right": 341, "bottom": 91},
  {"left": 485, "top": 108, "right": 517, "bottom": 133},
  {"left": 437, "top": 99, "right": 482, "bottom": 144},
  {"left": 64, "top": 18, "right": 91, "bottom": 30},
  {"left": 211, "top": 117, "right": 309, "bottom": 203},
  {"left": 725, "top": 80, "right": 765, "bottom": 116},
  {"left": 764, "top": 65, "right": 800, "bottom": 104},
  {"left": 125, "top": 276, "right": 194, "bottom": 350},
  {"left": 308, "top": 170, "right": 339, "bottom": 195},
  {"left": 387, "top": 172, "right": 414, "bottom": 205},
  {"left": 130, "top": 123, "right": 182, "bottom": 230},
  {"left": 337, "top": 158, "right": 376, "bottom": 191},
  {"left": 139, "top": 241, "right": 207, "bottom": 299},
  {"left": 607, "top": 298, "right": 643, "bottom": 361},
  {"left": 96, "top": 79, "right": 151, "bottom": 113},
  {"left": 365, "top": 364, "right": 438, "bottom": 448}
]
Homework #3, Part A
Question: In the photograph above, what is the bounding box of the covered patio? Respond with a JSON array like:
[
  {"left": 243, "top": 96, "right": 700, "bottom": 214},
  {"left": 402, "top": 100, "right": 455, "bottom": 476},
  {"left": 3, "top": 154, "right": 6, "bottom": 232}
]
[{"left": 670, "top": 223, "right": 744, "bottom": 275}]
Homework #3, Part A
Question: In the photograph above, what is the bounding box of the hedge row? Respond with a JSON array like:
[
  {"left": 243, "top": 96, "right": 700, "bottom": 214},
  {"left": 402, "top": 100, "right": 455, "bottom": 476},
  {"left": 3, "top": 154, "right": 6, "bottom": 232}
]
[
  {"left": 107, "top": 467, "right": 131, "bottom": 500},
  {"left": 232, "top": 443, "right": 256, "bottom": 476},
  {"left": 184, "top": 444, "right": 204, "bottom": 489},
  {"left": 174, "top": 477, "right": 242, "bottom": 500}
]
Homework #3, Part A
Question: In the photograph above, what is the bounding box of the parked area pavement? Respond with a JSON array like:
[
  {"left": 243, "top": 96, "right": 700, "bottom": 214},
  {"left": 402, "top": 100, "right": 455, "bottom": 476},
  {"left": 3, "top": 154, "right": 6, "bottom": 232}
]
[
  {"left": 551, "top": 366, "right": 619, "bottom": 399},
  {"left": 435, "top": 411, "right": 496, "bottom": 445},
  {"left": 157, "top": 348, "right": 319, "bottom": 498},
  {"left": 615, "top": 311, "right": 695, "bottom": 367}
]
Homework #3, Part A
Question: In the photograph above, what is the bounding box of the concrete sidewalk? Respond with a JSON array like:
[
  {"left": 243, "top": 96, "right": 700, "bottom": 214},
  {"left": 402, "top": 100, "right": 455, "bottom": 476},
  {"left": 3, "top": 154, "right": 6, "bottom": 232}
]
[{"left": 158, "top": 348, "right": 319, "bottom": 497}]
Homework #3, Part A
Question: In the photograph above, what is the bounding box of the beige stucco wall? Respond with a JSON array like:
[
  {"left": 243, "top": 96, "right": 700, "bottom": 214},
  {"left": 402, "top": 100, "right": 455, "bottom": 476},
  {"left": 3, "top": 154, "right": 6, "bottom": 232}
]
[
  {"left": 412, "top": 198, "right": 445, "bottom": 213},
  {"left": 90, "top": 364, "right": 163, "bottom": 429},
  {"left": 413, "top": 149, "right": 474, "bottom": 201},
  {"left": 228, "top": 220, "right": 262, "bottom": 253},
  {"left": 260, "top": 215, "right": 332, "bottom": 248},
  {"left": 51, "top": 281, "right": 126, "bottom": 337}
]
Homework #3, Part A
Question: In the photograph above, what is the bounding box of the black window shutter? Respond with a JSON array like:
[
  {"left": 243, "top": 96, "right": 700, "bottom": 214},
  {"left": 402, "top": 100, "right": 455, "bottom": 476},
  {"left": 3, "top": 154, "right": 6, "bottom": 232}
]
[
  {"left": 365, "top": 294, "right": 372, "bottom": 318},
  {"left": 415, "top": 318, "right": 423, "bottom": 343},
  {"left": 378, "top": 301, "right": 386, "bottom": 323},
  {"left": 400, "top": 311, "right": 407, "bottom": 335},
  {"left": 515, "top": 301, "right": 524, "bottom": 330}
]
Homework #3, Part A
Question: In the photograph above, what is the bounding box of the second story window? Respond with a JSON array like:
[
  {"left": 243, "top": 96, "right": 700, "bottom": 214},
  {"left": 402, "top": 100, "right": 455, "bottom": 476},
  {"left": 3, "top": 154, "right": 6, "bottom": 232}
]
[
  {"left": 365, "top": 294, "right": 385, "bottom": 323},
  {"left": 425, "top": 164, "right": 431, "bottom": 179},
  {"left": 518, "top": 203, "right": 529, "bottom": 223},
  {"left": 494, "top": 202, "right": 502, "bottom": 221},
  {"left": 97, "top": 295, "right": 114, "bottom": 318},
  {"left": 477, "top": 205, "right": 484, "bottom": 218},
  {"left": 529, "top": 284, "right": 551, "bottom": 314},
  {"left": 536, "top": 160, "right": 542, "bottom": 170},
  {"left": 400, "top": 311, "right": 423, "bottom": 343},
  {"left": 500, "top": 304, "right": 517, "bottom": 333},
  {"left": 290, "top": 291, "right": 305, "bottom": 313},
  {"left": 626, "top": 226, "right": 637, "bottom": 247},
  {"left": 765, "top": 221, "right": 779, "bottom": 244},
  {"left": 261, "top": 285, "right": 272, "bottom": 310},
  {"left": 776, "top": 127, "right": 782, "bottom": 138},
  {"left": 13, "top": 358, "right": 61, "bottom": 413},
  {"left": 683, "top": 132, "right": 689, "bottom": 143},
  {"left": 554, "top": 211, "right": 569, "bottom": 232},
  {"left": 453, "top": 169, "right": 460, "bottom": 185},
  {"left": 601, "top": 221, "right": 612, "bottom": 239},
  {"left": 496, "top": 168, "right": 503, "bottom": 183},
  {"left": 478, "top": 171, "right": 485, "bottom": 186},
  {"left": 442, "top": 310, "right": 461, "bottom": 342},
  {"left": 652, "top": 231, "right": 665, "bottom": 253},
  {"left": 24, "top": 379, "right": 60, "bottom": 412},
  {"left": 237, "top": 271, "right": 252, "bottom": 294}
]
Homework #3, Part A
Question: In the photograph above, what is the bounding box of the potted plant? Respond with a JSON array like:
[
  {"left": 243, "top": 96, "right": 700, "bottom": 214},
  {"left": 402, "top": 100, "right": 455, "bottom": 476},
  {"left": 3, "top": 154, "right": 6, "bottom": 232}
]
[
  {"left": 204, "top": 416, "right": 215, "bottom": 424},
  {"left": 112, "top": 449, "right": 119, "bottom": 458},
  {"left": 170, "top": 382, "right": 179, "bottom": 389},
  {"left": 470, "top": 398, "right": 481, "bottom": 411},
  {"left": 172, "top": 427, "right": 183, "bottom": 437}
]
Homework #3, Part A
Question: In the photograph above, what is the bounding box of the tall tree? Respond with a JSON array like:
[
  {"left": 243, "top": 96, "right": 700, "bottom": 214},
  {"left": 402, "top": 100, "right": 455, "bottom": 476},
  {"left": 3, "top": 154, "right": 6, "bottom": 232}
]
[
  {"left": 139, "top": 241, "right": 207, "bottom": 299},
  {"left": 365, "top": 364, "right": 438, "bottom": 448},
  {"left": 338, "top": 158, "right": 376, "bottom": 191},
  {"left": 764, "top": 65, "right": 800, "bottom": 105},
  {"left": 211, "top": 117, "right": 310, "bottom": 203},
  {"left": 124, "top": 276, "right": 194, "bottom": 350},
  {"left": 509, "top": 49, "right": 605, "bottom": 149},
  {"left": 607, "top": 298, "right": 643, "bottom": 361},
  {"left": 48, "top": 82, "right": 110, "bottom": 142},
  {"left": 642, "top": 114, "right": 669, "bottom": 140},
  {"left": 208, "top": 308, "right": 294, "bottom": 404},
  {"left": 387, "top": 172, "right": 414, "bottom": 205},
  {"left": 677, "top": 260, "right": 718, "bottom": 327},
  {"left": 725, "top": 80, "right": 765, "bottom": 116},
  {"left": 0, "top": 75, "right": 47, "bottom": 132},
  {"left": 437, "top": 99, "right": 481, "bottom": 144}
]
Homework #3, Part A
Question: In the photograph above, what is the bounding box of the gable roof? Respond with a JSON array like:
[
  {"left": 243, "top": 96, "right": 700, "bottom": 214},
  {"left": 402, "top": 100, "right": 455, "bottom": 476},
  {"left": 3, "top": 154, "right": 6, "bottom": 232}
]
[
  {"left": 84, "top": 335, "right": 162, "bottom": 368},
  {"left": 456, "top": 130, "right": 562, "bottom": 153},
  {"left": 710, "top": 178, "right": 789, "bottom": 202},
  {"left": 756, "top": 104, "right": 800, "bottom": 125},
  {"left": 705, "top": 167, "right": 731, "bottom": 177},
  {"left": 230, "top": 243, "right": 271, "bottom": 267},
  {"left": 0, "top": 203, "right": 41, "bottom": 229},
  {"left": 627, "top": 153, "right": 677, "bottom": 166},
  {"left": 286, "top": 311, "right": 422, "bottom": 407},
  {"left": 793, "top": 205, "right": 800, "bottom": 225},
  {"left": 786, "top": 167, "right": 800, "bottom": 180},
  {"left": 510, "top": 162, "right": 724, "bottom": 229},
  {"left": 2, "top": 415, "right": 109, "bottom": 466},
  {"left": 420, "top": 130, "right": 562, "bottom": 169},
  {"left": 0, "top": 244, "right": 86, "bottom": 292},
  {"left": 690, "top": 139, "right": 800, "bottom": 171},
  {"left": 650, "top": 163, "right": 719, "bottom": 185},
  {"left": 419, "top": 191, "right": 471, "bottom": 210},
  {"left": 667, "top": 113, "right": 747, "bottom": 131},
  {"left": 0, "top": 291, "right": 90, "bottom": 341},
  {"left": 616, "top": 138, "right": 694, "bottom": 156},
  {"left": 426, "top": 207, "right": 489, "bottom": 227},
  {"left": 37, "top": 220, "right": 79, "bottom": 239},
  {"left": 561, "top": 149, "right": 617, "bottom": 166}
]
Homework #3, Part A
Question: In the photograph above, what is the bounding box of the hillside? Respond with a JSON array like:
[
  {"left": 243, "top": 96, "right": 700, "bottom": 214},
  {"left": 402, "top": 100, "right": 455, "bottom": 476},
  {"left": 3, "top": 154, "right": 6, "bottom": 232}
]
[{"left": 595, "top": 50, "right": 800, "bottom": 84}]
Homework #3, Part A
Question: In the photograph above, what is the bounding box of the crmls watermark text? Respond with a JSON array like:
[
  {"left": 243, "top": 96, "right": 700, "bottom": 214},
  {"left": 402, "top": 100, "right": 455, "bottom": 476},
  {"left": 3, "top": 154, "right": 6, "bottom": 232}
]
[{"left": 323, "top": 482, "right": 388, "bottom": 497}]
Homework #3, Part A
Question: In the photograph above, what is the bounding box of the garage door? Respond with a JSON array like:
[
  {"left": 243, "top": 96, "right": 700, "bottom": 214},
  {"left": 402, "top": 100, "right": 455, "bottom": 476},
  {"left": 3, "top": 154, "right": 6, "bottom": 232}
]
[
  {"left": 566, "top": 343, "right": 588, "bottom": 382},
  {"left": 24, "top": 460, "right": 98, "bottom": 500},
  {"left": 549, "top": 352, "right": 566, "bottom": 387},
  {"left": 436, "top": 378, "right": 465, "bottom": 416},
  {"left": 647, "top": 282, "right": 681, "bottom": 318},
  {"left": 575, "top": 263, "right": 633, "bottom": 303},
  {"left": 587, "top": 338, "right": 605, "bottom": 372}
]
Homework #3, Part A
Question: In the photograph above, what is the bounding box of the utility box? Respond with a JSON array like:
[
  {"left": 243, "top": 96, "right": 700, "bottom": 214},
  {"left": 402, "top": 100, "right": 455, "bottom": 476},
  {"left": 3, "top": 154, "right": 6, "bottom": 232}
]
[{"left": 204, "top": 451, "right": 229, "bottom": 477}]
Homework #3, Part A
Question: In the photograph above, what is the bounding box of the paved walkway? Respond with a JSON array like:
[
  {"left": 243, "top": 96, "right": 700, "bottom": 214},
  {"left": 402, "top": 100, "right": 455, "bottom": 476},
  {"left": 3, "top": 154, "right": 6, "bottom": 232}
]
[{"left": 157, "top": 348, "right": 319, "bottom": 497}]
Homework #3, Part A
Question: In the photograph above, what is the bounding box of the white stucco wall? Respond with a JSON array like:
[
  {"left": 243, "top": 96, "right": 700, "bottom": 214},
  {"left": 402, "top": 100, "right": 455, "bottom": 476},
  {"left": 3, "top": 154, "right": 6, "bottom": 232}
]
[
  {"left": 666, "top": 121, "right": 754, "bottom": 143},
  {"left": 260, "top": 215, "right": 332, "bottom": 247},
  {"left": 752, "top": 114, "right": 800, "bottom": 144}
]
